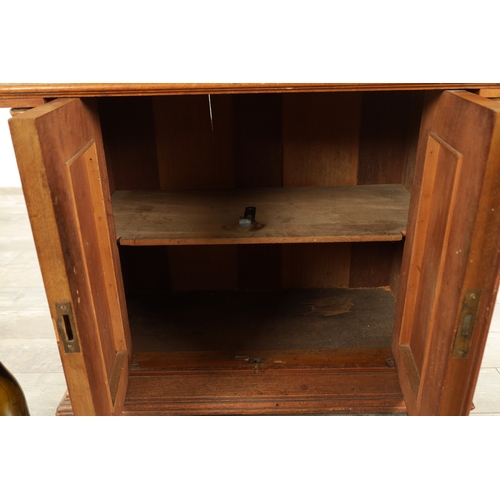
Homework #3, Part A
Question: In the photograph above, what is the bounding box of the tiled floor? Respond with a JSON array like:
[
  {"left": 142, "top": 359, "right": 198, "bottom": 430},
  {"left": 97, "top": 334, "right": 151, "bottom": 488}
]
[{"left": 1, "top": 187, "right": 499, "bottom": 416}]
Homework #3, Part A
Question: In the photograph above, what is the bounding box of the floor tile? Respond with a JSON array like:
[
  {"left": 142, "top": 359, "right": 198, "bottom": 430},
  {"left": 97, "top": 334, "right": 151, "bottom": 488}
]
[
  {"left": 14, "top": 372, "right": 67, "bottom": 416},
  {"left": 0, "top": 249, "right": 23, "bottom": 266},
  {"left": 0, "top": 266, "right": 44, "bottom": 287},
  {"left": 480, "top": 332, "right": 500, "bottom": 368},
  {"left": 489, "top": 304, "right": 500, "bottom": 333},
  {"left": 0, "top": 309, "right": 54, "bottom": 339},
  {"left": 470, "top": 413, "right": 500, "bottom": 416},
  {"left": 470, "top": 368, "right": 500, "bottom": 414},
  {"left": 0, "top": 338, "right": 63, "bottom": 373},
  {"left": 0, "top": 287, "right": 27, "bottom": 308},
  {"left": 6, "top": 287, "right": 50, "bottom": 311}
]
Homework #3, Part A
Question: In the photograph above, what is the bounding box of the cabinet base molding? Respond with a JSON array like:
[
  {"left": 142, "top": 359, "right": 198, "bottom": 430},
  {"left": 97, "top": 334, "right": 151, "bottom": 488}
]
[{"left": 56, "top": 355, "right": 406, "bottom": 416}]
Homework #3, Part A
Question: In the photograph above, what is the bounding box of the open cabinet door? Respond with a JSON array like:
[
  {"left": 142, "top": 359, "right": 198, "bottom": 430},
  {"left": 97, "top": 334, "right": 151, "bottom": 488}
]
[
  {"left": 393, "top": 91, "right": 500, "bottom": 415},
  {"left": 9, "top": 98, "right": 131, "bottom": 415}
]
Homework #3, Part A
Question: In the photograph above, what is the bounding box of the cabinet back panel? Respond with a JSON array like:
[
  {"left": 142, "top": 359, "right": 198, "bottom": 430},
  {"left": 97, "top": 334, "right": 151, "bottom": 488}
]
[
  {"left": 101, "top": 92, "right": 421, "bottom": 191},
  {"left": 98, "top": 97, "right": 160, "bottom": 191},
  {"left": 358, "top": 92, "right": 415, "bottom": 185},
  {"left": 233, "top": 94, "right": 283, "bottom": 187},
  {"left": 281, "top": 243, "right": 351, "bottom": 289},
  {"left": 237, "top": 244, "right": 282, "bottom": 290},
  {"left": 102, "top": 92, "right": 416, "bottom": 294},
  {"left": 119, "top": 242, "right": 403, "bottom": 293},
  {"left": 168, "top": 245, "right": 238, "bottom": 291},
  {"left": 120, "top": 246, "right": 171, "bottom": 294},
  {"left": 153, "top": 95, "right": 234, "bottom": 190},
  {"left": 282, "top": 93, "right": 361, "bottom": 186}
]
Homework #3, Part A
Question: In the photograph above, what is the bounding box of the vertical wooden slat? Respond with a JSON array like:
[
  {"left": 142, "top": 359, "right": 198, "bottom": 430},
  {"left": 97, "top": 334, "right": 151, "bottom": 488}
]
[
  {"left": 282, "top": 93, "right": 361, "bottom": 288},
  {"left": 153, "top": 95, "right": 236, "bottom": 290},
  {"left": 349, "top": 242, "right": 396, "bottom": 288},
  {"left": 233, "top": 94, "right": 283, "bottom": 188},
  {"left": 153, "top": 95, "right": 234, "bottom": 190},
  {"left": 238, "top": 245, "right": 282, "bottom": 291},
  {"left": 390, "top": 241, "right": 405, "bottom": 297},
  {"left": 358, "top": 91, "right": 416, "bottom": 185},
  {"left": 119, "top": 246, "right": 171, "bottom": 295},
  {"left": 282, "top": 243, "right": 351, "bottom": 289},
  {"left": 402, "top": 92, "right": 424, "bottom": 191},
  {"left": 283, "top": 93, "right": 361, "bottom": 187},
  {"left": 168, "top": 246, "right": 238, "bottom": 291}
]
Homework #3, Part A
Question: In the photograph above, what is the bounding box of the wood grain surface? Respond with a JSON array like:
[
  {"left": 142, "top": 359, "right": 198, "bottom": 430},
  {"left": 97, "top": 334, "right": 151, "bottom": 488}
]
[
  {"left": 0, "top": 83, "right": 497, "bottom": 99},
  {"left": 113, "top": 185, "right": 410, "bottom": 245}
]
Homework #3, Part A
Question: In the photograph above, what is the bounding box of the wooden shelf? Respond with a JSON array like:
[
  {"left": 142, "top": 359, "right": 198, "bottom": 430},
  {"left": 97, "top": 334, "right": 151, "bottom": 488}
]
[{"left": 112, "top": 184, "right": 410, "bottom": 246}]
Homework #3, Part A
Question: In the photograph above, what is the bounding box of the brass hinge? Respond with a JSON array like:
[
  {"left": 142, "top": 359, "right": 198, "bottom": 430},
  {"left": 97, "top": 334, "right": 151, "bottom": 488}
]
[
  {"left": 452, "top": 289, "right": 482, "bottom": 359},
  {"left": 55, "top": 302, "right": 81, "bottom": 354}
]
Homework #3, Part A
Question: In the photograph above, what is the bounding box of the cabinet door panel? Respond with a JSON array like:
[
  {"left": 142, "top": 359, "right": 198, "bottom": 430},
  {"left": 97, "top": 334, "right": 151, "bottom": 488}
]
[
  {"left": 393, "top": 91, "right": 500, "bottom": 415},
  {"left": 9, "top": 98, "right": 131, "bottom": 415}
]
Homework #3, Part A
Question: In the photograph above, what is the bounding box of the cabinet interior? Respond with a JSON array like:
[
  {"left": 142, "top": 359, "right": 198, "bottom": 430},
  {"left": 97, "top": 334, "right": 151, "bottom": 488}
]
[{"left": 98, "top": 90, "right": 423, "bottom": 414}]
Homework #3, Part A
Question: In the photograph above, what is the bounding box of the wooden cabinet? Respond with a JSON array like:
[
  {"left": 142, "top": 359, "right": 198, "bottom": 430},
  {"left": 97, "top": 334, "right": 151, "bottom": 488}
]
[{"left": 3, "top": 84, "right": 500, "bottom": 415}]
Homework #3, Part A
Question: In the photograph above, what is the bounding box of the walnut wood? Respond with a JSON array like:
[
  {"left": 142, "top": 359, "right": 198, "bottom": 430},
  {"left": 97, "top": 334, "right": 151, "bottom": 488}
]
[
  {"left": 349, "top": 242, "right": 397, "bottom": 288},
  {"left": 57, "top": 345, "right": 405, "bottom": 415},
  {"left": 57, "top": 366, "right": 406, "bottom": 415},
  {"left": 98, "top": 97, "right": 160, "bottom": 191},
  {"left": 393, "top": 91, "right": 500, "bottom": 415},
  {"left": 112, "top": 185, "right": 410, "bottom": 246},
  {"left": 0, "top": 98, "right": 45, "bottom": 108},
  {"left": 53, "top": 287, "right": 403, "bottom": 415},
  {"left": 129, "top": 348, "right": 396, "bottom": 372},
  {"left": 281, "top": 243, "right": 351, "bottom": 288},
  {"left": 167, "top": 246, "right": 238, "bottom": 291},
  {"left": 283, "top": 93, "right": 361, "bottom": 186},
  {"left": 9, "top": 98, "right": 131, "bottom": 416},
  {"left": 119, "top": 246, "right": 171, "bottom": 294},
  {"left": 233, "top": 94, "right": 283, "bottom": 188},
  {"left": 358, "top": 91, "right": 418, "bottom": 185},
  {"left": 237, "top": 244, "right": 282, "bottom": 290},
  {"left": 6, "top": 84, "right": 500, "bottom": 416},
  {"left": 153, "top": 95, "right": 234, "bottom": 190},
  {"left": 0, "top": 83, "right": 497, "bottom": 99},
  {"left": 477, "top": 88, "right": 500, "bottom": 98}
]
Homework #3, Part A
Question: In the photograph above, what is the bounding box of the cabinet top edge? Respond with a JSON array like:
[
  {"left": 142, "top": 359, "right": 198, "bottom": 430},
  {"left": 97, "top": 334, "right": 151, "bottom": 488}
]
[{"left": 0, "top": 83, "right": 499, "bottom": 98}]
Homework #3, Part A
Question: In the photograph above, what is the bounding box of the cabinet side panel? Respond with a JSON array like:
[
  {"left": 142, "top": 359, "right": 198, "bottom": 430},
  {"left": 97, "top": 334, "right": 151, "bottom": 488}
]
[
  {"left": 9, "top": 109, "right": 97, "bottom": 415},
  {"left": 153, "top": 95, "right": 236, "bottom": 290},
  {"left": 98, "top": 97, "right": 160, "bottom": 191},
  {"left": 233, "top": 94, "right": 283, "bottom": 188}
]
